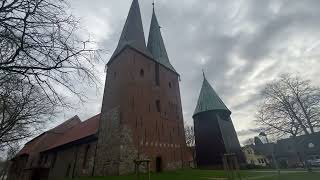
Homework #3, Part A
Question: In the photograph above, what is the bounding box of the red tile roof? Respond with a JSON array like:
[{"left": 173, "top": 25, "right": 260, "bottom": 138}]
[
  {"left": 46, "top": 114, "right": 100, "bottom": 150},
  {"left": 17, "top": 114, "right": 100, "bottom": 156}
]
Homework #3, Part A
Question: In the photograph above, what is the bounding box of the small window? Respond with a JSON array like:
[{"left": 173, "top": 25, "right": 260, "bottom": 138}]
[
  {"left": 131, "top": 96, "right": 135, "bottom": 110},
  {"left": 66, "top": 164, "right": 71, "bottom": 177},
  {"left": 114, "top": 72, "right": 116, "bottom": 78},
  {"left": 169, "top": 82, "right": 172, "bottom": 88},
  {"left": 140, "top": 69, "right": 144, "bottom": 77},
  {"left": 44, "top": 155, "right": 48, "bottom": 164},
  {"left": 135, "top": 117, "right": 138, "bottom": 128},
  {"left": 51, "top": 153, "right": 57, "bottom": 168},
  {"left": 156, "top": 100, "right": 161, "bottom": 112}
]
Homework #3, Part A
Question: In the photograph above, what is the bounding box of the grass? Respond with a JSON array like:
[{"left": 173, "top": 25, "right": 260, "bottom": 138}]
[
  {"left": 258, "top": 172, "right": 320, "bottom": 180},
  {"left": 68, "top": 169, "right": 320, "bottom": 180}
]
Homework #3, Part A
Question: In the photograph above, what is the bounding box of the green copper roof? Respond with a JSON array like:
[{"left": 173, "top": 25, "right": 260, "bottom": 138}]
[
  {"left": 147, "top": 8, "right": 177, "bottom": 74},
  {"left": 193, "top": 73, "right": 230, "bottom": 116},
  {"left": 110, "top": 0, "right": 152, "bottom": 61}
]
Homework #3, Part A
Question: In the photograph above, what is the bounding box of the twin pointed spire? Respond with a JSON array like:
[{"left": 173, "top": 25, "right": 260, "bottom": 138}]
[
  {"left": 147, "top": 4, "right": 177, "bottom": 73},
  {"left": 110, "top": 0, "right": 152, "bottom": 60},
  {"left": 193, "top": 72, "right": 230, "bottom": 117},
  {"left": 109, "top": 0, "right": 177, "bottom": 74}
]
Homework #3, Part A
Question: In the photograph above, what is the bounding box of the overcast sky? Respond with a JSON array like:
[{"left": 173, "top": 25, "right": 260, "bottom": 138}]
[{"left": 51, "top": 0, "right": 320, "bottom": 143}]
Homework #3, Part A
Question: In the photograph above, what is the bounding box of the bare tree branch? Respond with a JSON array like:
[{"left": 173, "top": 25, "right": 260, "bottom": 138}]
[{"left": 255, "top": 74, "right": 320, "bottom": 139}]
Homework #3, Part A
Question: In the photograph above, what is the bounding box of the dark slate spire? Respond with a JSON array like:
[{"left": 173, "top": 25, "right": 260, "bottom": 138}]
[
  {"left": 193, "top": 73, "right": 230, "bottom": 117},
  {"left": 147, "top": 5, "right": 177, "bottom": 74},
  {"left": 110, "top": 0, "right": 152, "bottom": 61}
]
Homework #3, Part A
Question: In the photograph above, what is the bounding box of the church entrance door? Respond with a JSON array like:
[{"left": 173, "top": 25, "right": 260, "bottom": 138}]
[{"left": 156, "top": 156, "right": 162, "bottom": 172}]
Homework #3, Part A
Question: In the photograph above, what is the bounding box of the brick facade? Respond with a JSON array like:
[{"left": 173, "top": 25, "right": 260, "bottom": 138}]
[{"left": 94, "top": 48, "right": 188, "bottom": 176}]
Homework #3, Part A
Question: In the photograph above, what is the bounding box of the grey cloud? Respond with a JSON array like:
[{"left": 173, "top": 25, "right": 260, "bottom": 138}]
[{"left": 45, "top": 0, "right": 320, "bottom": 142}]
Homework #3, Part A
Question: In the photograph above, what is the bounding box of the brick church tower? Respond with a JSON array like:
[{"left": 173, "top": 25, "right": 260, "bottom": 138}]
[
  {"left": 193, "top": 73, "right": 245, "bottom": 168},
  {"left": 94, "top": 0, "right": 187, "bottom": 176}
]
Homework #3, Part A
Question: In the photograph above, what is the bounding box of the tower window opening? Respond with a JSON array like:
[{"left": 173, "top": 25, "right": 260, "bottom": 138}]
[
  {"left": 169, "top": 82, "right": 172, "bottom": 88},
  {"left": 156, "top": 100, "right": 161, "bottom": 112},
  {"left": 140, "top": 69, "right": 144, "bottom": 77}
]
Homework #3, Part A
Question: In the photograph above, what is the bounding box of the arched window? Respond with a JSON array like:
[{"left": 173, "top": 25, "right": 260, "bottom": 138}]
[
  {"left": 156, "top": 100, "right": 161, "bottom": 112},
  {"left": 140, "top": 69, "right": 144, "bottom": 77}
]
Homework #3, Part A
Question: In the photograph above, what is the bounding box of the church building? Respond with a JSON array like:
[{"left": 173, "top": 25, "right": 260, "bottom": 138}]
[
  {"left": 8, "top": 0, "right": 189, "bottom": 179},
  {"left": 93, "top": 0, "right": 188, "bottom": 176}
]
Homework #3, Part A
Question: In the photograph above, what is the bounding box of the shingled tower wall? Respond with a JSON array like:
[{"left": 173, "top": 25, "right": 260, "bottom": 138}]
[
  {"left": 193, "top": 73, "right": 245, "bottom": 168},
  {"left": 94, "top": 0, "right": 188, "bottom": 176}
]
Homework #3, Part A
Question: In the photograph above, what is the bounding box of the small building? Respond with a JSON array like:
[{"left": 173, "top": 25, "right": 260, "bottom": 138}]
[
  {"left": 275, "top": 132, "right": 320, "bottom": 168},
  {"left": 193, "top": 73, "right": 245, "bottom": 168},
  {"left": 242, "top": 132, "right": 320, "bottom": 168},
  {"left": 242, "top": 145, "right": 269, "bottom": 167}
]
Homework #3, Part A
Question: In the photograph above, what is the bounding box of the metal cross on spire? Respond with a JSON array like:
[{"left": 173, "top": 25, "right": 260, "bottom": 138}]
[{"left": 202, "top": 69, "right": 206, "bottom": 78}]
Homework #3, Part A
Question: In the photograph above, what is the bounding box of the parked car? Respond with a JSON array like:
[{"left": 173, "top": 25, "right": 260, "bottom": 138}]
[{"left": 307, "top": 159, "right": 320, "bottom": 167}]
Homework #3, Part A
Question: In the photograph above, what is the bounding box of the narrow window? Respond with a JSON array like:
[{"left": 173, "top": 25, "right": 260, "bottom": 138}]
[
  {"left": 131, "top": 96, "right": 135, "bottom": 110},
  {"left": 155, "top": 63, "right": 160, "bottom": 86},
  {"left": 83, "top": 145, "right": 90, "bottom": 168},
  {"left": 44, "top": 155, "right": 48, "bottom": 164},
  {"left": 114, "top": 72, "right": 116, "bottom": 78},
  {"left": 51, "top": 153, "right": 57, "bottom": 168},
  {"left": 140, "top": 69, "right": 144, "bottom": 77},
  {"left": 169, "top": 82, "right": 172, "bottom": 88},
  {"left": 135, "top": 117, "right": 138, "bottom": 128},
  {"left": 66, "top": 164, "right": 71, "bottom": 177},
  {"left": 156, "top": 100, "right": 161, "bottom": 112}
]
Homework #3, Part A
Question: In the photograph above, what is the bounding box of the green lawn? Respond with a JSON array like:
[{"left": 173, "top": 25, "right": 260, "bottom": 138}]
[{"left": 68, "top": 169, "right": 320, "bottom": 180}]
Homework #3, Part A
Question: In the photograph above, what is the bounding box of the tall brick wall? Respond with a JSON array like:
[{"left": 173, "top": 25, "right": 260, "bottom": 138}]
[{"left": 94, "top": 47, "right": 188, "bottom": 176}]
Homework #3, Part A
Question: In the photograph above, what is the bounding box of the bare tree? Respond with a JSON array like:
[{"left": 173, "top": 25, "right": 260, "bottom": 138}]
[
  {"left": 0, "top": 76, "right": 55, "bottom": 149},
  {"left": 0, "top": 0, "right": 100, "bottom": 105},
  {"left": 256, "top": 74, "right": 320, "bottom": 138},
  {"left": 0, "top": 0, "right": 101, "bottom": 149},
  {"left": 185, "top": 125, "right": 196, "bottom": 166},
  {"left": 185, "top": 125, "right": 195, "bottom": 147}
]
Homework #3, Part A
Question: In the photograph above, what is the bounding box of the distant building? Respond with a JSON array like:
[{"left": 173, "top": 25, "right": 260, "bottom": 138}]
[
  {"left": 193, "top": 73, "right": 245, "bottom": 168},
  {"left": 8, "top": 0, "right": 189, "bottom": 179},
  {"left": 243, "top": 132, "right": 320, "bottom": 168},
  {"left": 275, "top": 132, "right": 320, "bottom": 168},
  {"left": 242, "top": 145, "right": 270, "bottom": 167}
]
